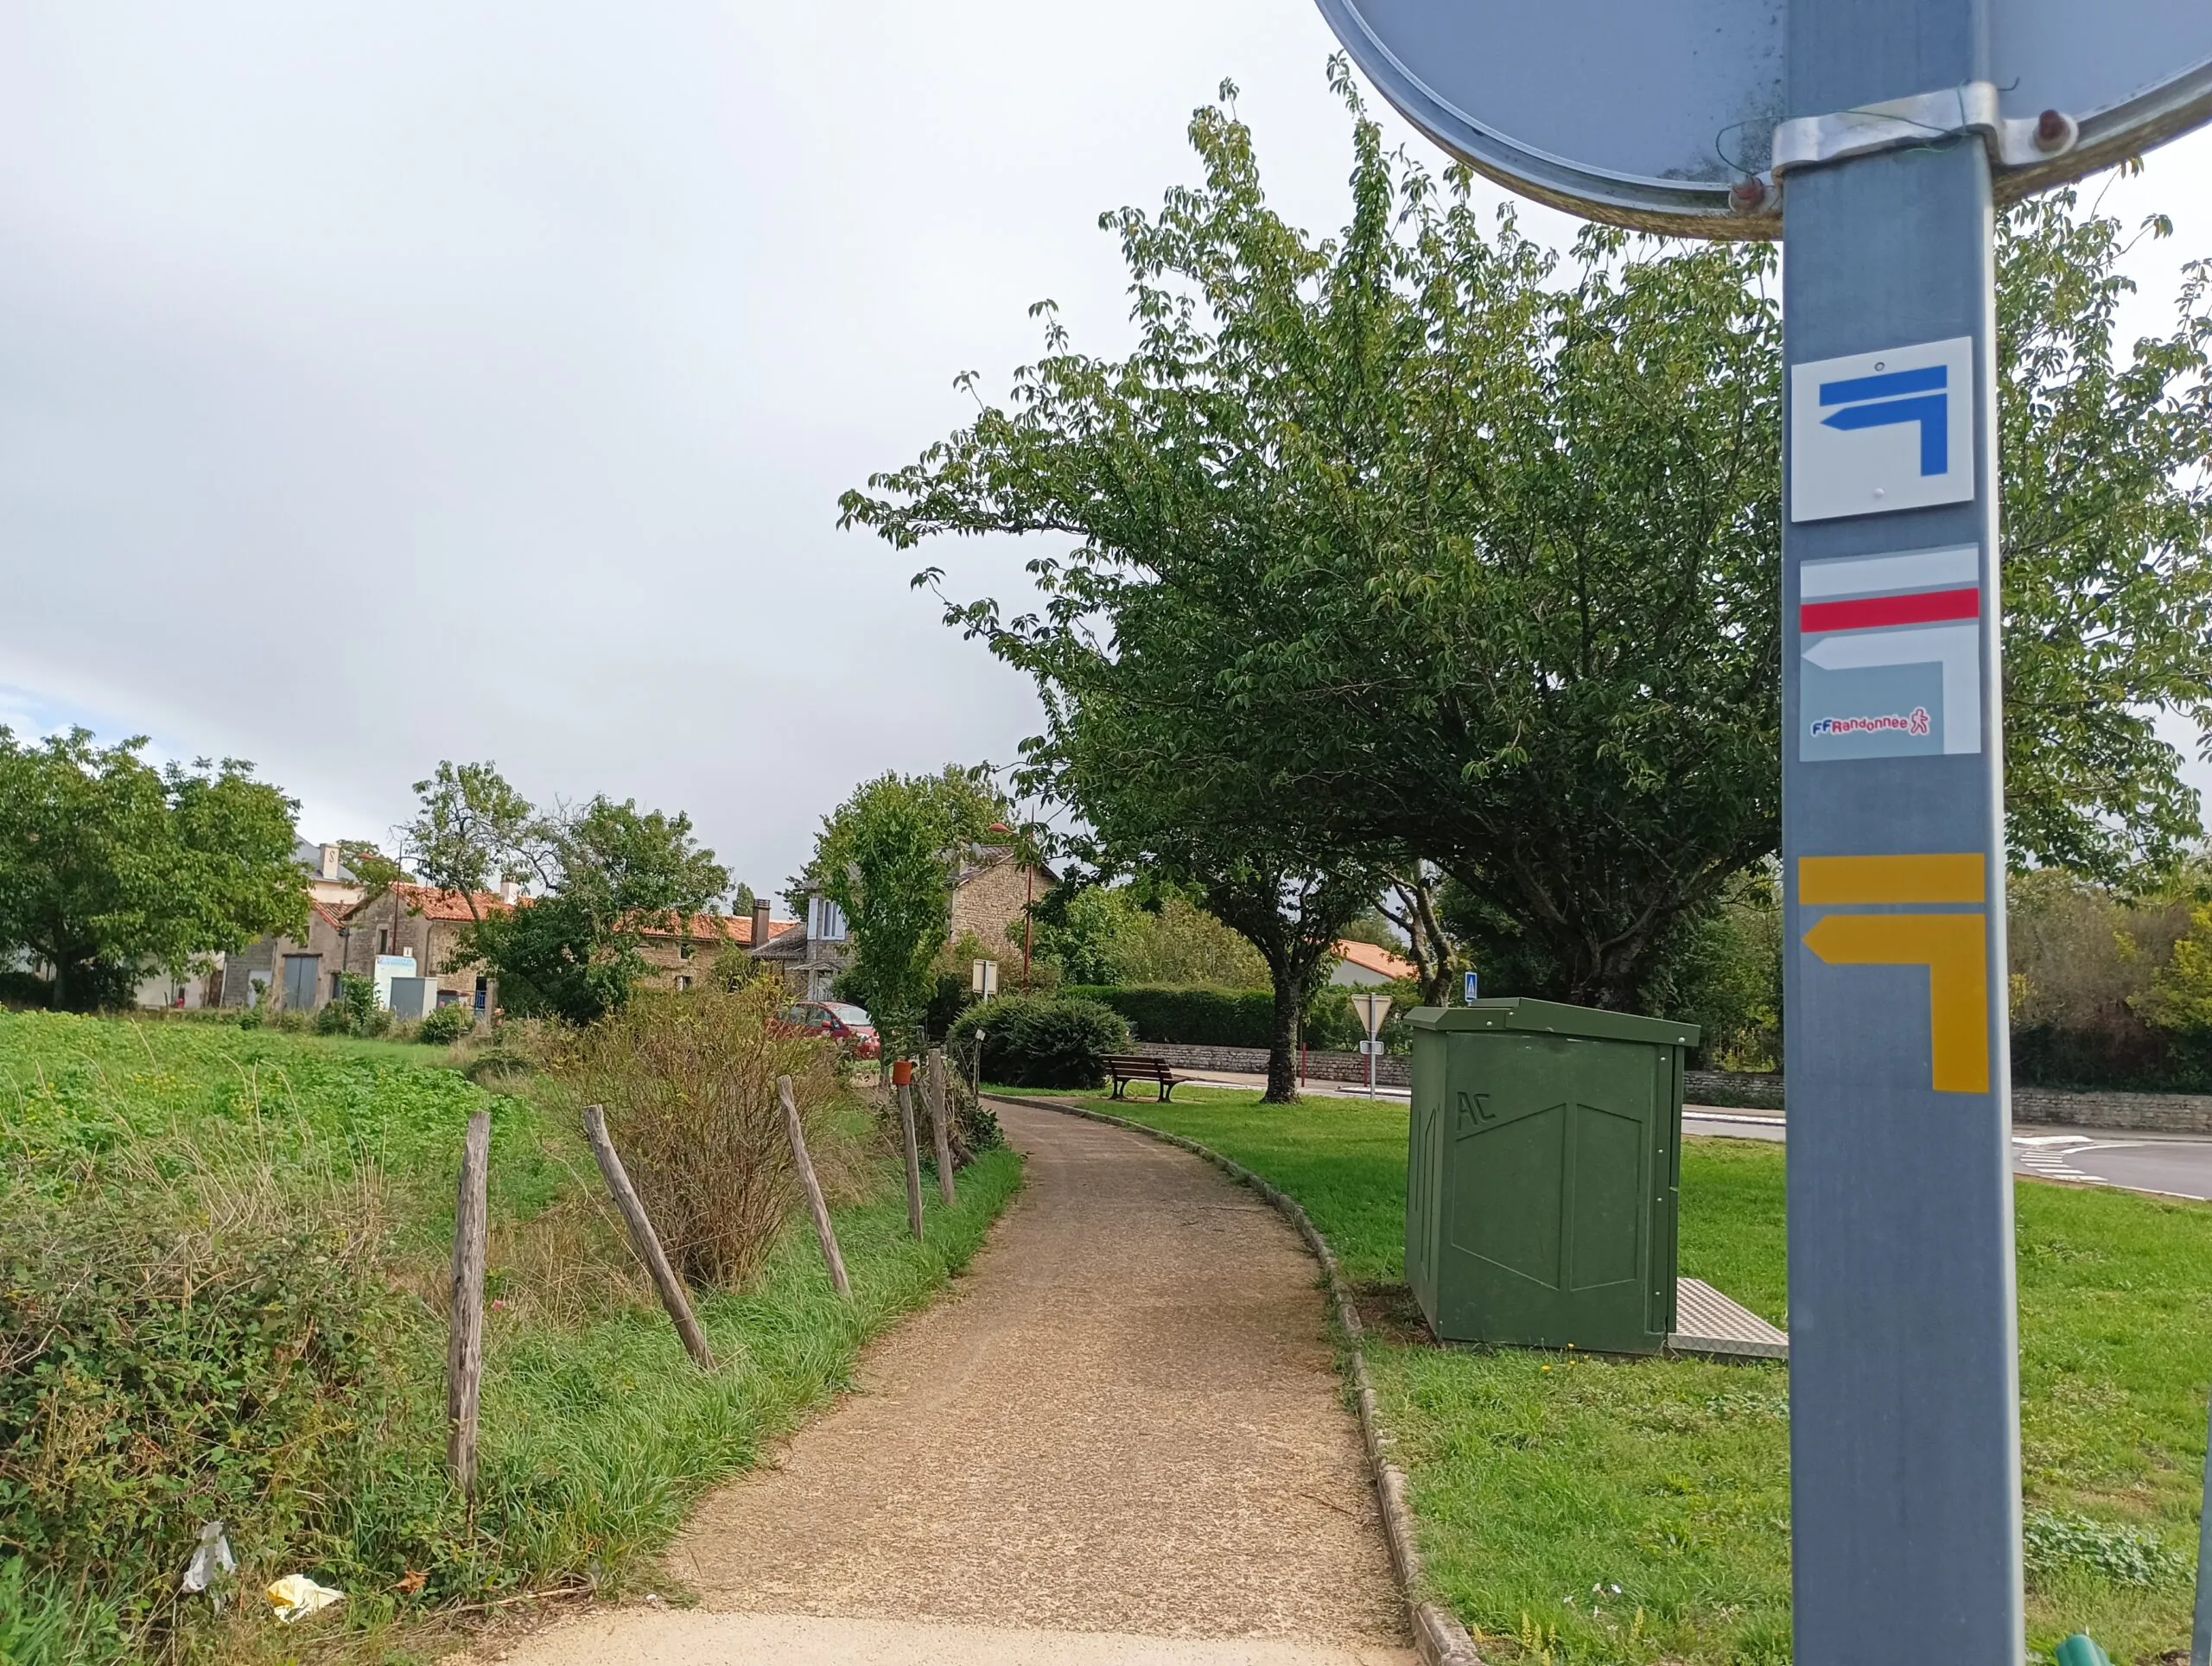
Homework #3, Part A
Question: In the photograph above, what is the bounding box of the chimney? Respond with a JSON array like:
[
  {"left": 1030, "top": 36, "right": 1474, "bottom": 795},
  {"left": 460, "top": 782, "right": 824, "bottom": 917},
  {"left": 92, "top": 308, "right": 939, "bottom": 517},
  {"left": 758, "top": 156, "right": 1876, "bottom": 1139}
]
[
  {"left": 500, "top": 879, "right": 519, "bottom": 906},
  {"left": 320, "top": 843, "right": 341, "bottom": 881},
  {"left": 751, "top": 897, "right": 772, "bottom": 948}
]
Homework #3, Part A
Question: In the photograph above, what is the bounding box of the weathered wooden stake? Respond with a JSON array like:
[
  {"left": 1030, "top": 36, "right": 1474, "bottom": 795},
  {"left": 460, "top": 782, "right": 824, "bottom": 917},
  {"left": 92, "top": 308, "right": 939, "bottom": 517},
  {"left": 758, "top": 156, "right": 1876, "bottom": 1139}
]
[
  {"left": 927, "top": 1046, "right": 956, "bottom": 1207},
  {"left": 446, "top": 1110, "right": 492, "bottom": 1497},
  {"left": 896, "top": 1076, "right": 925, "bottom": 1241},
  {"left": 582, "top": 1103, "right": 716, "bottom": 1372},
  {"left": 778, "top": 1073, "right": 850, "bottom": 1299}
]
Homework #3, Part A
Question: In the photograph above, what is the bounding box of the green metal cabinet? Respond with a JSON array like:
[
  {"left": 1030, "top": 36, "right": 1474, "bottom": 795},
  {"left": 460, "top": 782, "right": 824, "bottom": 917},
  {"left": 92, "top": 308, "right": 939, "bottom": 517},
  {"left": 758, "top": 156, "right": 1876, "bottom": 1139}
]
[{"left": 1408, "top": 1000, "right": 1700, "bottom": 1354}]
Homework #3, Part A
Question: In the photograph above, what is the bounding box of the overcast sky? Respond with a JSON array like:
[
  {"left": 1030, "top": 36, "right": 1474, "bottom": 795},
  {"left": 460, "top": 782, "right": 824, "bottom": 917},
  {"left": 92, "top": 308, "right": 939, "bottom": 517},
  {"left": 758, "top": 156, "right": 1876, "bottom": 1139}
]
[{"left": 3, "top": 5, "right": 2209, "bottom": 900}]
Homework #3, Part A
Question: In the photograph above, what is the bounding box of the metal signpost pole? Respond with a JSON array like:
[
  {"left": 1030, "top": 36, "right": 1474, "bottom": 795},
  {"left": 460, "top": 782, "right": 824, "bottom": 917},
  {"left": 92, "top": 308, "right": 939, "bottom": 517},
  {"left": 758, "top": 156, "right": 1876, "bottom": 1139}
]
[
  {"left": 1780, "top": 2, "right": 2022, "bottom": 1655},
  {"left": 1300, "top": 1, "right": 2211, "bottom": 1656}
]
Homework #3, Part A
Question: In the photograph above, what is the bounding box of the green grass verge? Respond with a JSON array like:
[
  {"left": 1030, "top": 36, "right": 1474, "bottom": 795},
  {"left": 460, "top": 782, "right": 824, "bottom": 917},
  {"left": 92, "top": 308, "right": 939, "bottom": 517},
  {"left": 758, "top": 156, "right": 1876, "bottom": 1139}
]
[
  {"left": 1071, "top": 1084, "right": 2210, "bottom": 1665},
  {"left": 3, "top": 1013, "right": 1020, "bottom": 1663}
]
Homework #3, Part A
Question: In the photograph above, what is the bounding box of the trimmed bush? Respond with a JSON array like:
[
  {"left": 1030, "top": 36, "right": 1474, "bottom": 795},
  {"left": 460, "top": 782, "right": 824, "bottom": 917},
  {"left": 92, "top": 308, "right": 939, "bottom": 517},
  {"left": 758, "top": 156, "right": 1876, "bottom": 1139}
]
[
  {"left": 416, "top": 1002, "right": 475, "bottom": 1046},
  {"left": 1064, "top": 984, "right": 1363, "bottom": 1051},
  {"left": 947, "top": 995, "right": 1131, "bottom": 1089}
]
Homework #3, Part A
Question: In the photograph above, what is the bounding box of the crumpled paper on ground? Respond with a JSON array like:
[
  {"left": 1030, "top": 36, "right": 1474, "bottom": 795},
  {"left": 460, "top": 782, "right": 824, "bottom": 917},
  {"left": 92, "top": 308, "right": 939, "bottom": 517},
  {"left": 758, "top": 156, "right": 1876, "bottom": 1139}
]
[{"left": 265, "top": 1573, "right": 346, "bottom": 1624}]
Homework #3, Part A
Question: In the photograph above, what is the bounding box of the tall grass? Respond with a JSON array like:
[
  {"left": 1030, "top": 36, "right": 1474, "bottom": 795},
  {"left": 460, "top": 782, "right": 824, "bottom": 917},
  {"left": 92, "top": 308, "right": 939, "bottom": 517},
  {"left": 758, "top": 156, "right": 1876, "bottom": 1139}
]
[
  {"left": 0, "top": 1012, "right": 1021, "bottom": 1663},
  {"left": 547, "top": 983, "right": 846, "bottom": 1286}
]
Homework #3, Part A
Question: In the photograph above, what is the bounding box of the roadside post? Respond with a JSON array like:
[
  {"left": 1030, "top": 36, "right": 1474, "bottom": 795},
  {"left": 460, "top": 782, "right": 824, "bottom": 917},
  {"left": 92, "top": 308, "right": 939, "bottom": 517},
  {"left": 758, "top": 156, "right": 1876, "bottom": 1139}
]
[
  {"left": 1304, "top": 0, "right": 2212, "bottom": 1653},
  {"left": 893, "top": 1058, "right": 925, "bottom": 1240},
  {"left": 2194, "top": 1386, "right": 2212, "bottom": 1666},
  {"left": 1354, "top": 989, "right": 1391, "bottom": 1096}
]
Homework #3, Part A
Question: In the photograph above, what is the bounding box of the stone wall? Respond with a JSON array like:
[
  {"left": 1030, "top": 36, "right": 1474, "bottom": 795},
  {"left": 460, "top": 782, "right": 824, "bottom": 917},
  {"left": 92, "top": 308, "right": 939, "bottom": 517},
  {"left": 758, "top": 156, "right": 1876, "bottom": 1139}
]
[
  {"left": 2012, "top": 1087, "right": 2212, "bottom": 1135},
  {"left": 1685, "top": 1069, "right": 2212, "bottom": 1134},
  {"left": 1137, "top": 1040, "right": 1410, "bottom": 1090},
  {"left": 1685, "top": 1069, "right": 1786, "bottom": 1110},
  {"left": 1128, "top": 1046, "right": 2212, "bottom": 1132}
]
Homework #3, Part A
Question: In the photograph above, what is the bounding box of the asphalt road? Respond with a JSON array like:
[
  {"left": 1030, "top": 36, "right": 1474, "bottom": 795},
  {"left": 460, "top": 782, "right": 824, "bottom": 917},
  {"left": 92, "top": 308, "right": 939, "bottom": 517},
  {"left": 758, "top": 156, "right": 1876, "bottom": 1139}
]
[
  {"left": 1176, "top": 1076, "right": 2212, "bottom": 1204},
  {"left": 1690, "top": 1109, "right": 2212, "bottom": 1202}
]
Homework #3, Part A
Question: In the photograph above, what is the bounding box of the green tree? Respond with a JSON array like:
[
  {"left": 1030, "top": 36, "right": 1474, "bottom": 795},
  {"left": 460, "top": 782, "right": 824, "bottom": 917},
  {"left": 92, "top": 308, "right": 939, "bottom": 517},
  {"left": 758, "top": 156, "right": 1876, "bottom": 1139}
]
[
  {"left": 1377, "top": 865, "right": 1468, "bottom": 1008},
  {"left": 846, "top": 70, "right": 2212, "bottom": 1012},
  {"left": 804, "top": 766, "right": 1010, "bottom": 1052},
  {"left": 1996, "top": 188, "right": 2212, "bottom": 881},
  {"left": 1029, "top": 882, "right": 1135, "bottom": 985},
  {"left": 398, "top": 760, "right": 537, "bottom": 920},
  {"left": 461, "top": 796, "right": 726, "bottom": 1025},
  {"left": 0, "top": 729, "right": 305, "bottom": 1010}
]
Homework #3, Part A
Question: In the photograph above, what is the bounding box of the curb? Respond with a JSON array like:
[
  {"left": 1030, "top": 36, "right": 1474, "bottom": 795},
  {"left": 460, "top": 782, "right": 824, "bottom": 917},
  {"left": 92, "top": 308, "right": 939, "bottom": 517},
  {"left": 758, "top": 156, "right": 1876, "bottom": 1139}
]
[{"left": 986, "top": 1093, "right": 1484, "bottom": 1666}]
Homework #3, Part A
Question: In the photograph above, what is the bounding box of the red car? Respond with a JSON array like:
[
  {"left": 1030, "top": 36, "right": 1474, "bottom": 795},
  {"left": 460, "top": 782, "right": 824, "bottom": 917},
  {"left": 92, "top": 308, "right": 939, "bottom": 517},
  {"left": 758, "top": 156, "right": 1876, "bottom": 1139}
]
[{"left": 779, "top": 1001, "right": 880, "bottom": 1059}]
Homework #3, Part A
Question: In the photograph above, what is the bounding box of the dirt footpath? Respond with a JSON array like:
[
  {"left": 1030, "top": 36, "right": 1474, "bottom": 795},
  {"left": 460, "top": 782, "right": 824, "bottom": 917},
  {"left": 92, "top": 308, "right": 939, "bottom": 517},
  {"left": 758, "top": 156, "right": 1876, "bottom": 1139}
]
[{"left": 483, "top": 1102, "right": 1412, "bottom": 1665}]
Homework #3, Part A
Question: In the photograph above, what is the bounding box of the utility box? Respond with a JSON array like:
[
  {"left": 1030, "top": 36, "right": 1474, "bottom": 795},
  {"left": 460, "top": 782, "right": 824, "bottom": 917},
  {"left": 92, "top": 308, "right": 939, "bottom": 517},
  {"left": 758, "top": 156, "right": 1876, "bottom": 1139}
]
[
  {"left": 1408, "top": 1000, "right": 1700, "bottom": 1354},
  {"left": 388, "top": 976, "right": 435, "bottom": 1021}
]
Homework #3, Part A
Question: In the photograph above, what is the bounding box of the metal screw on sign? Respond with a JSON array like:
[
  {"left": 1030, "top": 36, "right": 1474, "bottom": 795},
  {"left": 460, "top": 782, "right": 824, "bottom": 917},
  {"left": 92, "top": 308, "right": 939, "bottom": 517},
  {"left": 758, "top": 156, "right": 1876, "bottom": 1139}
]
[{"left": 1303, "top": 0, "right": 2212, "bottom": 1654}]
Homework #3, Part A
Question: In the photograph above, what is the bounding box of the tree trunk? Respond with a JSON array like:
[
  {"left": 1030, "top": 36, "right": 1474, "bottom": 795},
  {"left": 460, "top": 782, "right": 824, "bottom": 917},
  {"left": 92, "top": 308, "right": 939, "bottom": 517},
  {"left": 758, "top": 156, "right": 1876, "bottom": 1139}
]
[{"left": 1264, "top": 964, "right": 1302, "bottom": 1104}]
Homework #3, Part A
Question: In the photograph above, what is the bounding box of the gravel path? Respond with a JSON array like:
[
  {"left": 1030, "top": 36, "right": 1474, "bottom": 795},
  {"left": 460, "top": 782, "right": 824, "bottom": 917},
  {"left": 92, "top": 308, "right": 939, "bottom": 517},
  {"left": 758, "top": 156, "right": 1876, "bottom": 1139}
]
[{"left": 479, "top": 1101, "right": 1412, "bottom": 1665}]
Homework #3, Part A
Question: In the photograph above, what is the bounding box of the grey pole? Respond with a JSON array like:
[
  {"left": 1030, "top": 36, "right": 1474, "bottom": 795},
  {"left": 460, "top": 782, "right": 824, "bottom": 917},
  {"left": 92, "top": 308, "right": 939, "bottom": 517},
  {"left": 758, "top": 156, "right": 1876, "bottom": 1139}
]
[
  {"left": 1781, "top": 0, "right": 2024, "bottom": 1658},
  {"left": 2193, "top": 1389, "right": 2212, "bottom": 1666}
]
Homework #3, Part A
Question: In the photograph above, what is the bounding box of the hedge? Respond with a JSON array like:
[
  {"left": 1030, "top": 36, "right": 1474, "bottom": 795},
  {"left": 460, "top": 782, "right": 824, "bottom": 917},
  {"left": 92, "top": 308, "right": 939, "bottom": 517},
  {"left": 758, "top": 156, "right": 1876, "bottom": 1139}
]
[
  {"left": 1062, "top": 984, "right": 1363, "bottom": 1051},
  {"left": 947, "top": 995, "right": 1131, "bottom": 1088}
]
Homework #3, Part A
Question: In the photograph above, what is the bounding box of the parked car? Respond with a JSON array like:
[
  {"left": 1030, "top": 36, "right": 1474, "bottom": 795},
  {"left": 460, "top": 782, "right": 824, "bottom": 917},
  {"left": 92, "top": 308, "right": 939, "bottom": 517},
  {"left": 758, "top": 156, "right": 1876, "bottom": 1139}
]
[{"left": 779, "top": 1000, "right": 880, "bottom": 1059}]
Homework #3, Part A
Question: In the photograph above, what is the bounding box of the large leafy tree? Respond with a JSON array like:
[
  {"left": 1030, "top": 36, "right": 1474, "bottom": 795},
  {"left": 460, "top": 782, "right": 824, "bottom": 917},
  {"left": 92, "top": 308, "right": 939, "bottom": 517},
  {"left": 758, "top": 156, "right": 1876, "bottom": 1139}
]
[
  {"left": 0, "top": 729, "right": 305, "bottom": 1010},
  {"left": 1996, "top": 187, "right": 2212, "bottom": 878},
  {"left": 804, "top": 766, "right": 1007, "bottom": 1052},
  {"left": 844, "top": 71, "right": 2212, "bottom": 1012},
  {"left": 397, "top": 760, "right": 537, "bottom": 920},
  {"left": 462, "top": 796, "right": 727, "bottom": 1025}
]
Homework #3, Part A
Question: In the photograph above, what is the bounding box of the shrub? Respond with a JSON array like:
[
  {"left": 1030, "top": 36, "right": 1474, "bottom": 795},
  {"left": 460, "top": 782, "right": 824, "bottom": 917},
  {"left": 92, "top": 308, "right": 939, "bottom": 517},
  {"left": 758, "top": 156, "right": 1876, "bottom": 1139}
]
[
  {"left": 549, "top": 982, "right": 846, "bottom": 1287},
  {"left": 0, "top": 970, "right": 53, "bottom": 1009},
  {"left": 1063, "top": 984, "right": 1362, "bottom": 1050},
  {"left": 0, "top": 1155, "right": 442, "bottom": 1655},
  {"left": 417, "top": 1002, "right": 474, "bottom": 1046},
  {"left": 947, "top": 995, "right": 1131, "bottom": 1089}
]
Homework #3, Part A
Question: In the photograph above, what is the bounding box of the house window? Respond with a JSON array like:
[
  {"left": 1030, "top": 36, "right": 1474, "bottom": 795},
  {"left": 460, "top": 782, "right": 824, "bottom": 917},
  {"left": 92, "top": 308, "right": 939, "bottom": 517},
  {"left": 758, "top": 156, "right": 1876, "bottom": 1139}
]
[
  {"left": 679, "top": 943, "right": 694, "bottom": 961},
  {"left": 377, "top": 927, "right": 391, "bottom": 955},
  {"left": 676, "top": 976, "right": 692, "bottom": 992}
]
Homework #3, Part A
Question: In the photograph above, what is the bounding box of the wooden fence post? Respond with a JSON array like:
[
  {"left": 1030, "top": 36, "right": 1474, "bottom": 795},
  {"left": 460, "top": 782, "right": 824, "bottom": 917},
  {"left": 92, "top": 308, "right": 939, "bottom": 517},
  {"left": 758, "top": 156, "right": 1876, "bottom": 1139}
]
[
  {"left": 927, "top": 1047, "right": 956, "bottom": 1206},
  {"left": 778, "top": 1073, "right": 850, "bottom": 1299},
  {"left": 582, "top": 1104, "right": 716, "bottom": 1372},
  {"left": 894, "top": 1065, "right": 925, "bottom": 1240},
  {"left": 447, "top": 1110, "right": 492, "bottom": 1497}
]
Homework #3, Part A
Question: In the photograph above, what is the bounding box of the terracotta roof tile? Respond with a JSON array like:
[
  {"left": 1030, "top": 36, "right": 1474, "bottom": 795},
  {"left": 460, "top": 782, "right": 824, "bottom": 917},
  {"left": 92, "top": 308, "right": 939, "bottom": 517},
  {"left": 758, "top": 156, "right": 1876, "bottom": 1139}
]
[
  {"left": 1333, "top": 938, "right": 1416, "bottom": 982},
  {"left": 365, "top": 884, "right": 514, "bottom": 923},
  {"left": 635, "top": 911, "right": 796, "bottom": 946}
]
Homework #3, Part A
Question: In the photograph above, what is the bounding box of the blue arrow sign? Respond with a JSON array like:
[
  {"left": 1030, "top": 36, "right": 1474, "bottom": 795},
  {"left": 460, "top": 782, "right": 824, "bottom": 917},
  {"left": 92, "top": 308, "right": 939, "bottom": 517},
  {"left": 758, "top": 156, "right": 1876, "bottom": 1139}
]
[{"left": 1821, "top": 365, "right": 1949, "bottom": 477}]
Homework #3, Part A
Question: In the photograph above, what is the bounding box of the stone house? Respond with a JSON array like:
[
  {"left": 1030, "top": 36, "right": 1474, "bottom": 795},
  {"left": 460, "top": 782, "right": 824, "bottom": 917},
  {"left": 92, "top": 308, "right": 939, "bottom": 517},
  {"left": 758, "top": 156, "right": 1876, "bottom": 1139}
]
[
  {"left": 332, "top": 882, "right": 512, "bottom": 1012},
  {"left": 634, "top": 902, "right": 798, "bottom": 994},
  {"left": 752, "top": 840, "right": 1057, "bottom": 1002}
]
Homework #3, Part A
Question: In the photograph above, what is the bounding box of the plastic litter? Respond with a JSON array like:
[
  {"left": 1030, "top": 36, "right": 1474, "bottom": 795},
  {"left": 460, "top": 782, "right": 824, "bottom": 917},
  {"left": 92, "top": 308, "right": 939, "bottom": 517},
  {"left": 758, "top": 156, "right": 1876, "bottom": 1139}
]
[
  {"left": 265, "top": 1573, "right": 346, "bottom": 1624},
  {"left": 180, "top": 1522, "right": 235, "bottom": 1608},
  {"left": 2055, "top": 1636, "right": 2113, "bottom": 1666}
]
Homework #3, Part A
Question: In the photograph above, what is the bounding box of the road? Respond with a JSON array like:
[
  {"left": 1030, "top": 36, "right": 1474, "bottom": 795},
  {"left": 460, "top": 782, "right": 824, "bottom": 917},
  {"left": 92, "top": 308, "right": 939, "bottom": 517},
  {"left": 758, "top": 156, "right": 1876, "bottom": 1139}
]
[
  {"left": 1177, "top": 1074, "right": 2212, "bottom": 1204},
  {"left": 1689, "top": 1109, "right": 2212, "bottom": 1202}
]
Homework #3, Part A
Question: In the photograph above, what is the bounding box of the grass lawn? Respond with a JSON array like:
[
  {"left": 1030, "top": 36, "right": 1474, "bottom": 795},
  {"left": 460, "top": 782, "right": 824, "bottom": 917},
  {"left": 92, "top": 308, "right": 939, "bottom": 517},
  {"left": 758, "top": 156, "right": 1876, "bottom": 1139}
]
[
  {"left": 3, "top": 1013, "right": 1020, "bottom": 1665},
  {"left": 1066, "top": 1084, "right": 2210, "bottom": 1665}
]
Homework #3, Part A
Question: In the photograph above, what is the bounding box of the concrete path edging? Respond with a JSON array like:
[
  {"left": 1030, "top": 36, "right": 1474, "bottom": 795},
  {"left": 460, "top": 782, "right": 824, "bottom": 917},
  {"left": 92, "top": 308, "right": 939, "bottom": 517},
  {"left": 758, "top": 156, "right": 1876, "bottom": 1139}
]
[{"left": 985, "top": 1096, "right": 1484, "bottom": 1666}]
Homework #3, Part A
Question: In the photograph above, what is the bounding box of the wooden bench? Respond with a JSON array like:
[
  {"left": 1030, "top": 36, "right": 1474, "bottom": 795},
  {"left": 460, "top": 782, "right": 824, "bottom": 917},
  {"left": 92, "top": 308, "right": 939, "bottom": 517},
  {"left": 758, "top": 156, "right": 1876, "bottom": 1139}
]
[{"left": 1103, "top": 1053, "right": 1181, "bottom": 1102}]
